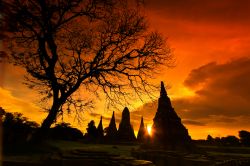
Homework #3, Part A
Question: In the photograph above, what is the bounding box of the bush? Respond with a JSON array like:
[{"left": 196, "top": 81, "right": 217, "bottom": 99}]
[
  {"left": 49, "top": 122, "right": 84, "bottom": 141},
  {"left": 239, "top": 130, "right": 250, "bottom": 146}
]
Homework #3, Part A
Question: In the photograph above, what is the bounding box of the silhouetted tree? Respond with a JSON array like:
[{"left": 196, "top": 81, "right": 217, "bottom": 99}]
[
  {"left": 2, "top": 0, "right": 172, "bottom": 137},
  {"left": 221, "top": 136, "right": 240, "bottom": 146},
  {"left": 50, "top": 122, "right": 83, "bottom": 140},
  {"left": 117, "top": 107, "right": 136, "bottom": 141},
  {"left": 213, "top": 137, "right": 221, "bottom": 145},
  {"left": 56, "top": 122, "right": 71, "bottom": 128},
  {"left": 0, "top": 107, "right": 3, "bottom": 157},
  {"left": 0, "top": 107, "right": 5, "bottom": 116},
  {"left": 206, "top": 135, "right": 214, "bottom": 144},
  {"left": 1, "top": 110, "right": 39, "bottom": 144},
  {"left": 85, "top": 120, "right": 97, "bottom": 140},
  {"left": 106, "top": 111, "right": 117, "bottom": 141},
  {"left": 239, "top": 130, "right": 250, "bottom": 146}
]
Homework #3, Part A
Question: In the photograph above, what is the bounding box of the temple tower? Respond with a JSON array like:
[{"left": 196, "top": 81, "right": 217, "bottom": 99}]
[
  {"left": 117, "top": 107, "right": 136, "bottom": 141},
  {"left": 97, "top": 116, "right": 104, "bottom": 138},
  {"left": 152, "top": 81, "right": 193, "bottom": 150},
  {"left": 106, "top": 111, "right": 118, "bottom": 140},
  {"left": 137, "top": 116, "right": 149, "bottom": 142}
]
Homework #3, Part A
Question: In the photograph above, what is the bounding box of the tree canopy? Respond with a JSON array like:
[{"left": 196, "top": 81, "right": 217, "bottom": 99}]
[
  {"left": 239, "top": 130, "right": 250, "bottom": 146},
  {"left": 2, "top": 0, "right": 172, "bottom": 133}
]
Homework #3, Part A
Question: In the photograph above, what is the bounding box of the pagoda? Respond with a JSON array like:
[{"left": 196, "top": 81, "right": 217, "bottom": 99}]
[
  {"left": 151, "top": 81, "right": 193, "bottom": 150},
  {"left": 137, "top": 116, "right": 149, "bottom": 142},
  {"left": 117, "top": 107, "right": 136, "bottom": 141},
  {"left": 105, "top": 111, "right": 118, "bottom": 140},
  {"left": 97, "top": 116, "right": 104, "bottom": 138}
]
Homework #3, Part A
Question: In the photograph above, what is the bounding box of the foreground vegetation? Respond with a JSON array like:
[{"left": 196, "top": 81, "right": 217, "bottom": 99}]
[{"left": 1, "top": 107, "right": 250, "bottom": 165}]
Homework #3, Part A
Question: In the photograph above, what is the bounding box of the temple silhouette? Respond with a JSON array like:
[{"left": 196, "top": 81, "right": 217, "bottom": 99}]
[
  {"left": 97, "top": 116, "right": 104, "bottom": 139},
  {"left": 137, "top": 117, "right": 149, "bottom": 142},
  {"left": 151, "top": 81, "right": 193, "bottom": 150},
  {"left": 105, "top": 111, "right": 118, "bottom": 141},
  {"left": 89, "top": 81, "right": 193, "bottom": 148},
  {"left": 117, "top": 107, "right": 136, "bottom": 141}
]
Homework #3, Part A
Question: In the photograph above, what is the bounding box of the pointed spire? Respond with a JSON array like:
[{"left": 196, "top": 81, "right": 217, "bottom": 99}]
[
  {"left": 122, "top": 107, "right": 130, "bottom": 123},
  {"left": 137, "top": 116, "right": 149, "bottom": 142},
  {"left": 140, "top": 116, "right": 145, "bottom": 128},
  {"left": 158, "top": 81, "right": 172, "bottom": 108},
  {"left": 117, "top": 107, "right": 136, "bottom": 141},
  {"left": 97, "top": 116, "right": 103, "bottom": 131},
  {"left": 124, "top": 107, "right": 129, "bottom": 112},
  {"left": 106, "top": 111, "right": 117, "bottom": 140},
  {"left": 97, "top": 116, "right": 104, "bottom": 138},
  {"left": 160, "top": 81, "right": 167, "bottom": 98},
  {"left": 152, "top": 82, "right": 193, "bottom": 151},
  {"left": 109, "top": 111, "right": 117, "bottom": 131}
]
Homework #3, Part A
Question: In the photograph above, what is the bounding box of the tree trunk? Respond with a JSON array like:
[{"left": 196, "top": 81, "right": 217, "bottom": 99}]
[
  {"left": 32, "top": 103, "right": 60, "bottom": 142},
  {"left": 41, "top": 107, "right": 58, "bottom": 130}
]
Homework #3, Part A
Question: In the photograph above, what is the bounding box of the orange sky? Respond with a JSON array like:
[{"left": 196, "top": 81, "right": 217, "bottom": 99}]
[{"left": 1, "top": 0, "right": 250, "bottom": 139}]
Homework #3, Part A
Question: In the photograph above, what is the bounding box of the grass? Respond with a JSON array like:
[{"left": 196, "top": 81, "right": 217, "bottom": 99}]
[
  {"left": 47, "top": 140, "right": 140, "bottom": 157},
  {"left": 197, "top": 145, "right": 250, "bottom": 154},
  {"left": 3, "top": 142, "right": 60, "bottom": 162},
  {"left": 3, "top": 140, "right": 250, "bottom": 164},
  {"left": 207, "top": 151, "right": 250, "bottom": 158},
  {"left": 3, "top": 140, "right": 140, "bottom": 158}
]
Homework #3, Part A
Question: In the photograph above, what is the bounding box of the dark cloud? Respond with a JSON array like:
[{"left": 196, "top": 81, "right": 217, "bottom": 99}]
[
  {"left": 131, "top": 102, "right": 157, "bottom": 121},
  {"left": 4, "top": 56, "right": 250, "bottom": 137},
  {"left": 134, "top": 57, "right": 250, "bottom": 131},
  {"left": 207, "top": 115, "right": 238, "bottom": 124},
  {"left": 89, "top": 112, "right": 102, "bottom": 118},
  {"left": 146, "top": 0, "right": 250, "bottom": 25},
  {"left": 176, "top": 57, "right": 250, "bottom": 119},
  {"left": 182, "top": 120, "right": 206, "bottom": 126},
  {"left": 131, "top": 101, "right": 206, "bottom": 127}
]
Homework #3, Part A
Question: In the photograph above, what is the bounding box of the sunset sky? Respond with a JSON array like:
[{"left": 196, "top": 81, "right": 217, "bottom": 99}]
[{"left": 1, "top": 0, "right": 250, "bottom": 139}]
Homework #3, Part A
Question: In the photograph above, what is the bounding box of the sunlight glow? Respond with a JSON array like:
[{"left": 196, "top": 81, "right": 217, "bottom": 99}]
[
  {"left": 147, "top": 125, "right": 152, "bottom": 135},
  {"left": 171, "top": 86, "right": 196, "bottom": 99}
]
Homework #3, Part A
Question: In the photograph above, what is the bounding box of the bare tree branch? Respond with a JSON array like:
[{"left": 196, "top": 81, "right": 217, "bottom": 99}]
[{"left": 2, "top": 0, "right": 173, "bottom": 133}]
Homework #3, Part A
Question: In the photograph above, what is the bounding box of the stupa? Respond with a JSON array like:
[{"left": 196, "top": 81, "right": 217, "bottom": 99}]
[
  {"left": 137, "top": 116, "right": 149, "bottom": 142},
  {"left": 106, "top": 111, "right": 117, "bottom": 140},
  {"left": 151, "top": 81, "right": 193, "bottom": 150},
  {"left": 97, "top": 116, "right": 104, "bottom": 138},
  {"left": 117, "top": 107, "right": 136, "bottom": 141}
]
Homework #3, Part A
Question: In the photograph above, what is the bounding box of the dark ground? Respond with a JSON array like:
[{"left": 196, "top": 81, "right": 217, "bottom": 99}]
[{"left": 2, "top": 141, "right": 250, "bottom": 166}]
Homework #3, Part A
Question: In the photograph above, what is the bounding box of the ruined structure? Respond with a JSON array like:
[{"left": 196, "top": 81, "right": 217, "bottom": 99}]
[
  {"left": 85, "top": 120, "right": 98, "bottom": 140},
  {"left": 137, "top": 116, "right": 149, "bottom": 142},
  {"left": 152, "top": 81, "right": 193, "bottom": 150},
  {"left": 117, "top": 107, "right": 136, "bottom": 141},
  {"left": 105, "top": 111, "right": 117, "bottom": 140},
  {"left": 97, "top": 116, "right": 104, "bottom": 138}
]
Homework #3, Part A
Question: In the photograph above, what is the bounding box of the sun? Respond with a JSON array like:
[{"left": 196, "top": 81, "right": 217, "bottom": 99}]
[{"left": 147, "top": 125, "right": 152, "bottom": 135}]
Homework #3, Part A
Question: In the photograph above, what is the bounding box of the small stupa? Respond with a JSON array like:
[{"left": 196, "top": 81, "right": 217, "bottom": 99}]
[
  {"left": 97, "top": 116, "right": 104, "bottom": 138},
  {"left": 106, "top": 111, "right": 118, "bottom": 140},
  {"left": 117, "top": 107, "right": 136, "bottom": 141},
  {"left": 137, "top": 116, "right": 149, "bottom": 142},
  {"left": 151, "top": 81, "right": 193, "bottom": 150}
]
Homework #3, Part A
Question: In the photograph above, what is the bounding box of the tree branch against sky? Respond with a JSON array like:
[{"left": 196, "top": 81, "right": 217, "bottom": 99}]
[{"left": 2, "top": 0, "right": 173, "bottom": 134}]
